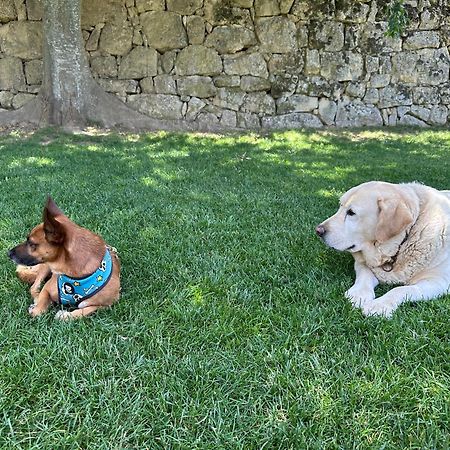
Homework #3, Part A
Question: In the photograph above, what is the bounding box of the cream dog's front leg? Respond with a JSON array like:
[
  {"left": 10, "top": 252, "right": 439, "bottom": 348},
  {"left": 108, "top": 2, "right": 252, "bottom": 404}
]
[
  {"left": 345, "top": 258, "right": 379, "bottom": 308},
  {"left": 360, "top": 275, "right": 450, "bottom": 318}
]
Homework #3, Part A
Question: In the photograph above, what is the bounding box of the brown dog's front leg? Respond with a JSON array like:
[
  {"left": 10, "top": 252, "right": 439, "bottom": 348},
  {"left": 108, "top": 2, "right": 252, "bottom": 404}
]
[
  {"left": 30, "top": 265, "right": 52, "bottom": 303},
  {"left": 29, "top": 283, "right": 54, "bottom": 317}
]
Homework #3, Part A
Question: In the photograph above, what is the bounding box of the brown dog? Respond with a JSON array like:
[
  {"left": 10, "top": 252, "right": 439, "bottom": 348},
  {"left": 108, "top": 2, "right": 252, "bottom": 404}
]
[{"left": 8, "top": 197, "right": 120, "bottom": 320}]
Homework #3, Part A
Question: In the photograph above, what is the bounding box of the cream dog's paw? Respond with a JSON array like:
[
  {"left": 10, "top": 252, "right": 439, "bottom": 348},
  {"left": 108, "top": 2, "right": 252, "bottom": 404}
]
[
  {"left": 345, "top": 285, "right": 375, "bottom": 308},
  {"left": 359, "top": 294, "right": 401, "bottom": 318}
]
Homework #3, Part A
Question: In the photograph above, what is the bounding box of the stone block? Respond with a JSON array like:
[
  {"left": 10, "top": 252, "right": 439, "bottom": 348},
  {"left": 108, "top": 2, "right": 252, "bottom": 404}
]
[
  {"left": 12, "top": 92, "right": 35, "bottom": 109},
  {"left": 224, "top": 52, "right": 268, "bottom": 77},
  {"left": 0, "top": 0, "right": 16, "bottom": 22},
  {"left": 304, "top": 49, "right": 320, "bottom": 75},
  {"left": 154, "top": 75, "right": 177, "bottom": 94},
  {"left": 237, "top": 111, "right": 261, "bottom": 128},
  {"left": 213, "top": 87, "right": 246, "bottom": 111},
  {"left": 214, "top": 75, "right": 241, "bottom": 87},
  {"left": 310, "top": 21, "right": 344, "bottom": 52},
  {"left": 91, "top": 56, "right": 118, "bottom": 78},
  {"left": 176, "top": 45, "right": 222, "bottom": 76},
  {"left": 262, "top": 112, "right": 323, "bottom": 129},
  {"left": 0, "top": 91, "right": 14, "bottom": 108},
  {"left": 86, "top": 23, "right": 104, "bottom": 52},
  {"left": 140, "top": 77, "right": 155, "bottom": 93},
  {"left": 186, "top": 15, "right": 205, "bottom": 44},
  {"left": 429, "top": 105, "right": 448, "bottom": 125},
  {"left": 335, "top": 100, "right": 383, "bottom": 127},
  {"left": 254, "top": 0, "right": 280, "bottom": 17},
  {"left": 378, "top": 85, "right": 413, "bottom": 109},
  {"left": 320, "top": 52, "right": 363, "bottom": 82},
  {"left": 242, "top": 92, "right": 275, "bottom": 114},
  {"left": 161, "top": 51, "right": 177, "bottom": 74},
  {"left": 256, "top": 16, "right": 297, "bottom": 53},
  {"left": 276, "top": 94, "right": 318, "bottom": 113},
  {"left": 135, "top": 0, "right": 165, "bottom": 13},
  {"left": 205, "top": 25, "right": 256, "bottom": 54},
  {"left": 141, "top": 11, "right": 187, "bottom": 51},
  {"left": 186, "top": 97, "right": 206, "bottom": 120},
  {"left": 118, "top": 46, "right": 158, "bottom": 79},
  {"left": 99, "top": 21, "right": 133, "bottom": 56},
  {"left": 0, "top": 21, "right": 42, "bottom": 59},
  {"left": 97, "top": 78, "right": 139, "bottom": 94},
  {"left": 0, "top": 57, "right": 25, "bottom": 90},
  {"left": 81, "top": 0, "right": 127, "bottom": 27},
  {"left": 177, "top": 76, "right": 216, "bottom": 98},
  {"left": 404, "top": 31, "right": 440, "bottom": 50},
  {"left": 127, "top": 93, "right": 183, "bottom": 119},
  {"left": 318, "top": 98, "right": 337, "bottom": 125},
  {"left": 220, "top": 109, "right": 237, "bottom": 127},
  {"left": 240, "top": 76, "right": 271, "bottom": 92},
  {"left": 167, "top": 0, "right": 202, "bottom": 15},
  {"left": 24, "top": 60, "right": 42, "bottom": 85}
]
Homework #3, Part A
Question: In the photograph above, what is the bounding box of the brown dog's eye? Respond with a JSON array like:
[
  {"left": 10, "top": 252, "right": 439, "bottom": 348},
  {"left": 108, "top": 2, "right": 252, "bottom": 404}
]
[
  {"left": 28, "top": 241, "right": 38, "bottom": 251},
  {"left": 346, "top": 209, "right": 355, "bottom": 216}
]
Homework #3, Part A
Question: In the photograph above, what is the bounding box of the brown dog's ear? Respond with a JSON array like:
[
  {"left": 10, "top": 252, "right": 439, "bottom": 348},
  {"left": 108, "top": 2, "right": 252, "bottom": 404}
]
[
  {"left": 375, "top": 197, "right": 413, "bottom": 243},
  {"left": 43, "top": 196, "right": 65, "bottom": 245},
  {"left": 45, "top": 196, "right": 64, "bottom": 217}
]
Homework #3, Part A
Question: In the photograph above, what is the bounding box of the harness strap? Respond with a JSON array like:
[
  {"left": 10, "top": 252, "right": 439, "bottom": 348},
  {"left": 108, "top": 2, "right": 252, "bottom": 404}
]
[{"left": 57, "top": 248, "right": 113, "bottom": 307}]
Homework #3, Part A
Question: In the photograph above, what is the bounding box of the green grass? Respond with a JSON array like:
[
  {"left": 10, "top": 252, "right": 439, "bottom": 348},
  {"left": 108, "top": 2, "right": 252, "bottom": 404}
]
[{"left": 0, "top": 128, "right": 448, "bottom": 449}]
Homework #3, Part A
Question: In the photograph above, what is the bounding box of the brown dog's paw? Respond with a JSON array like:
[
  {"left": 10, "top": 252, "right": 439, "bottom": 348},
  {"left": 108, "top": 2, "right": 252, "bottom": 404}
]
[{"left": 28, "top": 304, "right": 46, "bottom": 317}]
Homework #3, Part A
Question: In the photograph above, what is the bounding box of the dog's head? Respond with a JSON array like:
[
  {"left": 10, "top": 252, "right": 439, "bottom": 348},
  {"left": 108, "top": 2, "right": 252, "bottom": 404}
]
[
  {"left": 8, "top": 197, "right": 67, "bottom": 266},
  {"left": 316, "top": 181, "right": 416, "bottom": 253}
]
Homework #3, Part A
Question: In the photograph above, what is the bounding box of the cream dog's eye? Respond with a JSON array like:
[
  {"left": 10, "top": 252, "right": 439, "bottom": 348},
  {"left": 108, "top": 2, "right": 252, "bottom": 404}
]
[{"left": 346, "top": 209, "right": 356, "bottom": 216}]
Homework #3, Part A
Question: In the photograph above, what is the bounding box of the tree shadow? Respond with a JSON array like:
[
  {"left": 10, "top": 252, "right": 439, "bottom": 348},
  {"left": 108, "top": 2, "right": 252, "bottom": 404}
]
[{"left": 0, "top": 127, "right": 448, "bottom": 305}]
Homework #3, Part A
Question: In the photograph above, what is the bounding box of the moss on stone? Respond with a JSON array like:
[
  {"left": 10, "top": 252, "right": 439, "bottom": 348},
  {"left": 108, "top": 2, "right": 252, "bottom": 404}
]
[
  {"left": 212, "top": 0, "right": 245, "bottom": 24},
  {"left": 292, "top": 0, "right": 335, "bottom": 19}
]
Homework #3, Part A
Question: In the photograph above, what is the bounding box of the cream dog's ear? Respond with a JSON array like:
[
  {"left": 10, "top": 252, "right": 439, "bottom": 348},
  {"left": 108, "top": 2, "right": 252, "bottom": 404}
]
[{"left": 375, "top": 196, "right": 414, "bottom": 243}]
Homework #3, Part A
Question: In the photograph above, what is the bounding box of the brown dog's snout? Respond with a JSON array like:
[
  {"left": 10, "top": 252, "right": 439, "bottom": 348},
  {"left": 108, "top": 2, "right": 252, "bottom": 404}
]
[
  {"left": 315, "top": 224, "right": 326, "bottom": 237},
  {"left": 8, "top": 244, "right": 40, "bottom": 266}
]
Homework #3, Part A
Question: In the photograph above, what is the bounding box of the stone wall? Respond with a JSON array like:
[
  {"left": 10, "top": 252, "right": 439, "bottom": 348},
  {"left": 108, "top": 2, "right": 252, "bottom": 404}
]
[{"left": 0, "top": 0, "right": 449, "bottom": 129}]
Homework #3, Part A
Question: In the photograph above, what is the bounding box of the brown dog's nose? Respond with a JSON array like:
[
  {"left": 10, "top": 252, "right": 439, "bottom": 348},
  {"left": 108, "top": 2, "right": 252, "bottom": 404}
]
[{"left": 315, "top": 225, "right": 326, "bottom": 237}]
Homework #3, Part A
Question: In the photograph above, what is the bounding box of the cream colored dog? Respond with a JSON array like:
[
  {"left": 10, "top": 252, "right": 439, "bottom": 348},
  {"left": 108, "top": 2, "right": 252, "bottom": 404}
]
[{"left": 316, "top": 181, "right": 450, "bottom": 317}]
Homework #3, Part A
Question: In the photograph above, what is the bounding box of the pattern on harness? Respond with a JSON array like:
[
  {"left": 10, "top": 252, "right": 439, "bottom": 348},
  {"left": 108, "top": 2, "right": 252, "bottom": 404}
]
[{"left": 57, "top": 248, "right": 113, "bottom": 307}]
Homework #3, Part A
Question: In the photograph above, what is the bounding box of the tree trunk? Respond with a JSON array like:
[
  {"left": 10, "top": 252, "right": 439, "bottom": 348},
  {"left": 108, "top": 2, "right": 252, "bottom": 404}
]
[{"left": 0, "top": 0, "right": 196, "bottom": 131}]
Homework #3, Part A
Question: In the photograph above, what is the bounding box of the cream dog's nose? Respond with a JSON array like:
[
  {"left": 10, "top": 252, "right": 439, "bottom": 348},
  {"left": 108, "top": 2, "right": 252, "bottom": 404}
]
[{"left": 315, "top": 225, "right": 326, "bottom": 237}]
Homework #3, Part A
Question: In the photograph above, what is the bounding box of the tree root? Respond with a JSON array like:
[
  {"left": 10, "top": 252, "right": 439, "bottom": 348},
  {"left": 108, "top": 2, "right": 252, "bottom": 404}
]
[{"left": 0, "top": 85, "right": 202, "bottom": 133}]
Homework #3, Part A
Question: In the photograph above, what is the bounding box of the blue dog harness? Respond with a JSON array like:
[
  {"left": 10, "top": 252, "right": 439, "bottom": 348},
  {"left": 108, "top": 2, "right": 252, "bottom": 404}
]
[{"left": 57, "top": 248, "right": 113, "bottom": 307}]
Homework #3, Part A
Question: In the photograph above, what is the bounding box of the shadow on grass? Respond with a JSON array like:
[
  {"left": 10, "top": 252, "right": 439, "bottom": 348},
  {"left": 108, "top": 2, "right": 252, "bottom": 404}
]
[
  {"left": 0, "top": 128, "right": 449, "bottom": 448},
  {"left": 0, "top": 127, "right": 448, "bottom": 300}
]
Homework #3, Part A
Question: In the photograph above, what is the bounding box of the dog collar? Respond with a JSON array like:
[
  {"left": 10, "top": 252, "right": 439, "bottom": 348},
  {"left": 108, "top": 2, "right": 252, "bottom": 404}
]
[
  {"left": 57, "top": 248, "right": 113, "bottom": 307},
  {"left": 379, "top": 230, "right": 410, "bottom": 272}
]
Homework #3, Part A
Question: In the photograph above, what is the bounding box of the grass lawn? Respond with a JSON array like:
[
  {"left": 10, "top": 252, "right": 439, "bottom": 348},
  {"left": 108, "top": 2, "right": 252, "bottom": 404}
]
[{"left": 0, "top": 127, "right": 448, "bottom": 449}]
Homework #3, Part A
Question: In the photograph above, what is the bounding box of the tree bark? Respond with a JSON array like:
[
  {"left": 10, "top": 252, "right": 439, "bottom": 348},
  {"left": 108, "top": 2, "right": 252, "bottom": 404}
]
[{"left": 0, "top": 0, "right": 196, "bottom": 131}]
